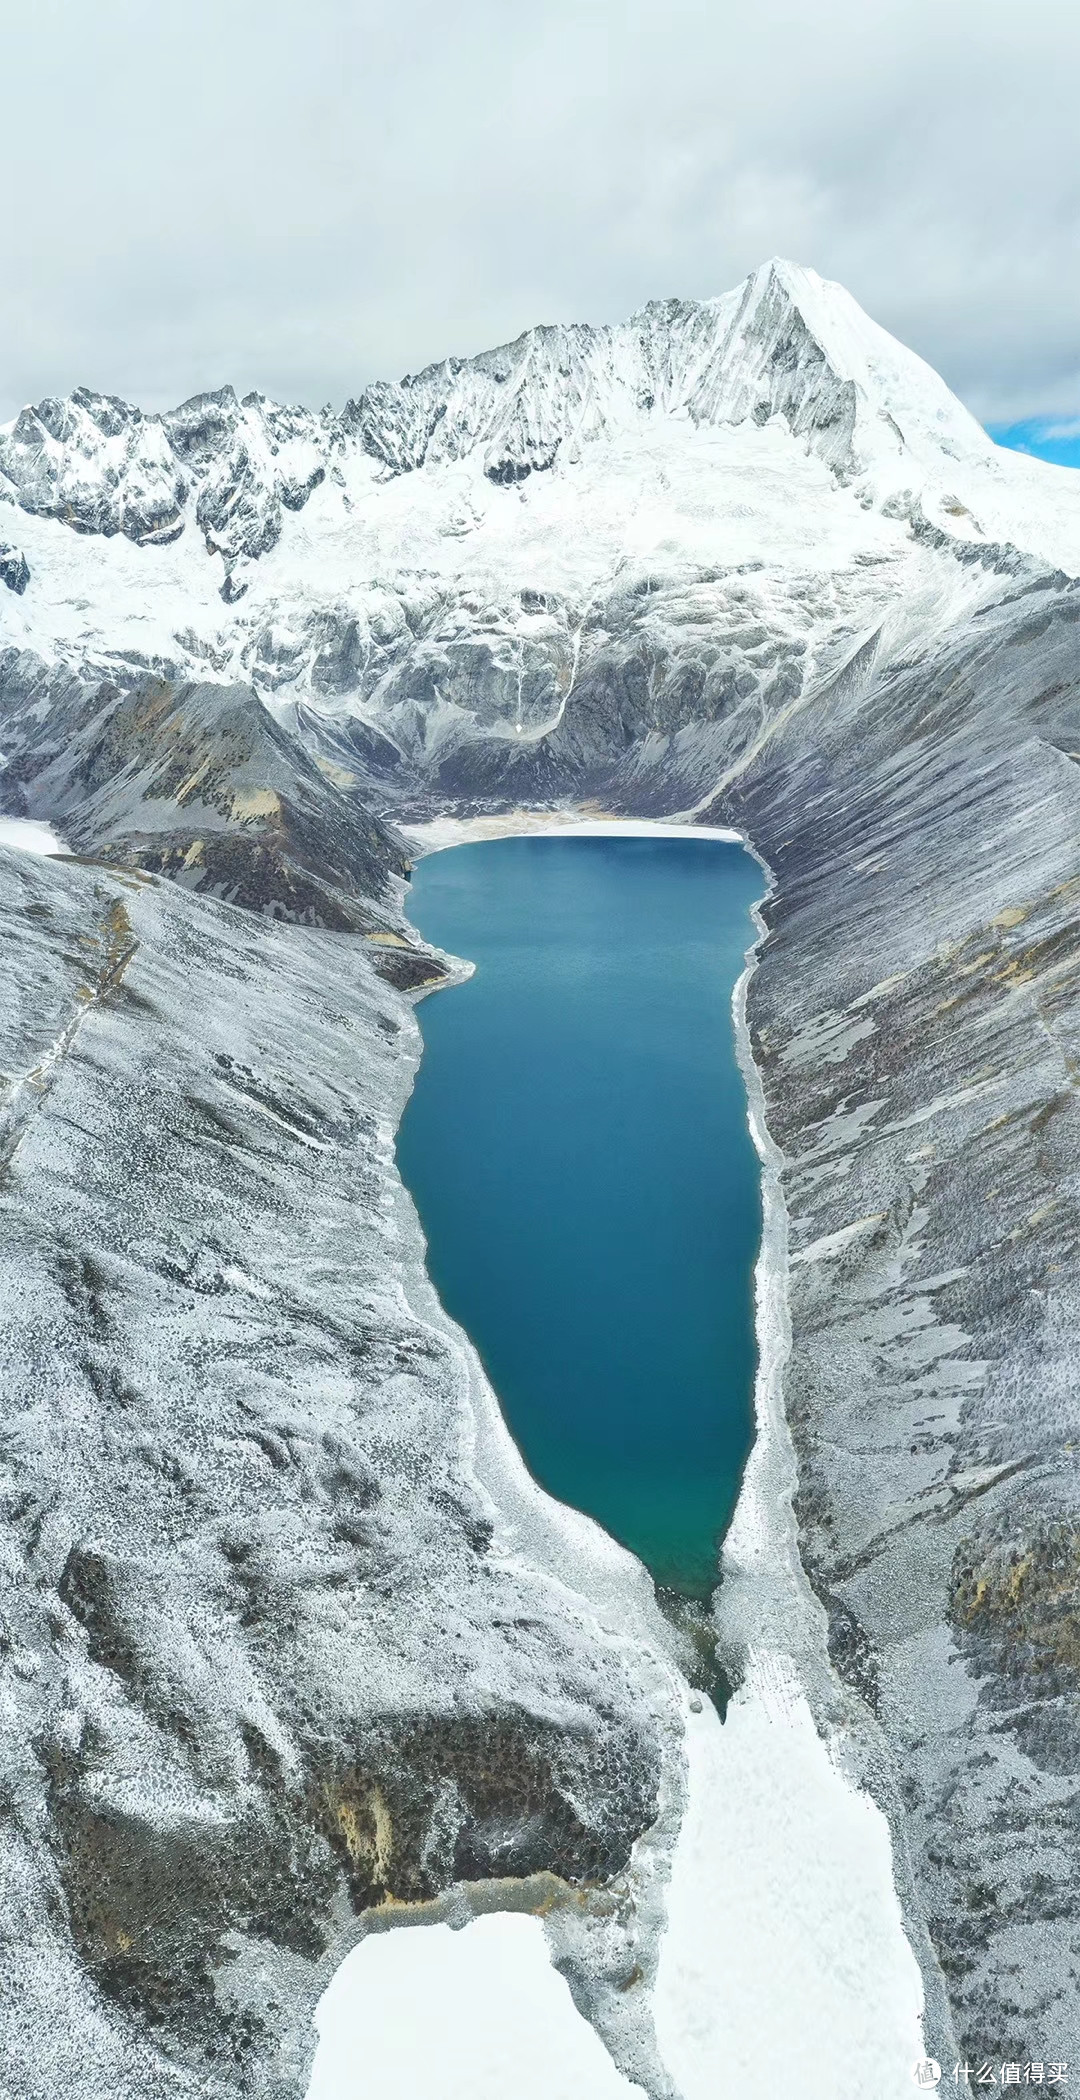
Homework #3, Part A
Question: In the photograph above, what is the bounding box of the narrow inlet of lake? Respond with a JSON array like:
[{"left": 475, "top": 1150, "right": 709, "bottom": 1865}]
[{"left": 397, "top": 834, "right": 764, "bottom": 1599}]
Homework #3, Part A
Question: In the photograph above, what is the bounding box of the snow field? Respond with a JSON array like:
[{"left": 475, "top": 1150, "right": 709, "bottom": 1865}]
[
  {"left": 305, "top": 1910, "right": 646, "bottom": 2100},
  {"left": 653, "top": 1685, "right": 926, "bottom": 2100},
  {"left": 0, "top": 816, "right": 63, "bottom": 854},
  {"left": 303, "top": 1673, "right": 926, "bottom": 2100}
]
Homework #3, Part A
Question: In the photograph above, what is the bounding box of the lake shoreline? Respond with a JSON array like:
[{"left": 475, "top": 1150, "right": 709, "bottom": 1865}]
[
  {"left": 402, "top": 812, "right": 744, "bottom": 856},
  {"left": 382, "top": 807, "right": 931, "bottom": 2093},
  {"left": 398, "top": 824, "right": 762, "bottom": 1595}
]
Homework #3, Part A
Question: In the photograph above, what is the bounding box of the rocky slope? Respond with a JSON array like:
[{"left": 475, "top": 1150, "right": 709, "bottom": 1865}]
[
  {"left": 0, "top": 842, "right": 683, "bottom": 2100},
  {"left": 715, "top": 560, "right": 1080, "bottom": 2071},
  {"left": 2, "top": 259, "right": 1079, "bottom": 2088}
]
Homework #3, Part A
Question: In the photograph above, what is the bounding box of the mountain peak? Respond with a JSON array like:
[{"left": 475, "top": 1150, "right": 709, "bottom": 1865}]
[
  {"left": 343, "top": 257, "right": 993, "bottom": 492},
  {"left": 0, "top": 260, "right": 997, "bottom": 569}
]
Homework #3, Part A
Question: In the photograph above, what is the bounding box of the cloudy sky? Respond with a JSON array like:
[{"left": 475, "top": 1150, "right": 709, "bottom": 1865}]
[{"left": 3, "top": 0, "right": 1077, "bottom": 440}]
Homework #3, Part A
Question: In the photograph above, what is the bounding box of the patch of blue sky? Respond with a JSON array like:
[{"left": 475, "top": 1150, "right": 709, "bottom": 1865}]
[{"left": 988, "top": 417, "right": 1080, "bottom": 468}]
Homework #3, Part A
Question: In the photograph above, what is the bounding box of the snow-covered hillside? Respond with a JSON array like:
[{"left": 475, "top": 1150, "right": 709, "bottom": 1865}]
[
  {"left": 5, "top": 258, "right": 1080, "bottom": 859},
  {"left": 5, "top": 260, "right": 1080, "bottom": 2098},
  {"left": 2, "top": 258, "right": 1079, "bottom": 698}
]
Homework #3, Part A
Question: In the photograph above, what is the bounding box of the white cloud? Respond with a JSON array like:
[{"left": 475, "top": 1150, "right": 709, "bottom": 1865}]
[
  {"left": 1, "top": 0, "right": 1077, "bottom": 424},
  {"left": 1035, "top": 418, "right": 1080, "bottom": 442}
]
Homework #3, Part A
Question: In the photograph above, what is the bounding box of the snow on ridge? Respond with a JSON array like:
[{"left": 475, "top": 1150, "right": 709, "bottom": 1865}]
[
  {"left": 0, "top": 381, "right": 331, "bottom": 572},
  {"left": 0, "top": 258, "right": 1026, "bottom": 575},
  {"left": 340, "top": 256, "right": 997, "bottom": 493},
  {"left": 4, "top": 258, "right": 1080, "bottom": 723}
]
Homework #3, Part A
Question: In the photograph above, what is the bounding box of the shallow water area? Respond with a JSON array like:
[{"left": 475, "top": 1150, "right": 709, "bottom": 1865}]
[{"left": 397, "top": 832, "right": 763, "bottom": 1596}]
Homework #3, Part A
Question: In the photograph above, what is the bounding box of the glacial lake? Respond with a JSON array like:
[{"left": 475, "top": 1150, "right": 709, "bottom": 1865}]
[{"left": 397, "top": 833, "right": 764, "bottom": 1598}]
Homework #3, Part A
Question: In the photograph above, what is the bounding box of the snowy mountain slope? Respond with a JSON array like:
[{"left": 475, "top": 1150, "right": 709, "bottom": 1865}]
[
  {"left": 2, "top": 258, "right": 1080, "bottom": 854},
  {"left": 4, "top": 258, "right": 1080, "bottom": 621},
  {"left": 0, "top": 659, "right": 411, "bottom": 939},
  {"left": 344, "top": 254, "right": 999, "bottom": 495},
  {"left": 4, "top": 261, "right": 1080, "bottom": 2094},
  {"left": 0, "top": 259, "right": 1060, "bottom": 553},
  {"left": 0, "top": 382, "right": 330, "bottom": 562}
]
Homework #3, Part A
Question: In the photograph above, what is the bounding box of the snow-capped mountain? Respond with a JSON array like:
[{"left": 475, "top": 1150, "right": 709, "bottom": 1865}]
[
  {"left": 0, "top": 259, "right": 1044, "bottom": 561},
  {"left": 338, "top": 255, "right": 990, "bottom": 488},
  {"left": 4, "top": 256, "right": 1080, "bottom": 897},
  {"left": 0, "top": 382, "right": 329, "bottom": 562},
  {"left": 4, "top": 262, "right": 1080, "bottom": 2094}
]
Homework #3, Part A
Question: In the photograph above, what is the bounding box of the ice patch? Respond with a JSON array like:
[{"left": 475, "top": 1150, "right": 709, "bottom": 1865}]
[
  {"left": 0, "top": 815, "right": 62, "bottom": 854},
  {"left": 304, "top": 1911, "right": 645, "bottom": 2100},
  {"left": 780, "top": 1007, "right": 877, "bottom": 1068},
  {"left": 652, "top": 1692, "right": 927, "bottom": 2100},
  {"left": 791, "top": 1212, "right": 888, "bottom": 1264}
]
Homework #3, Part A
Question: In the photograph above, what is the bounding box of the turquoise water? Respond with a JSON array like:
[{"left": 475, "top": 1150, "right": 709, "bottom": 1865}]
[{"left": 396, "top": 834, "right": 764, "bottom": 1598}]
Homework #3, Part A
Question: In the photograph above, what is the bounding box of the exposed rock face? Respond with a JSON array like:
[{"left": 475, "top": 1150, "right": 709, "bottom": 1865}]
[
  {"left": 0, "top": 387, "right": 189, "bottom": 544},
  {"left": 0, "top": 385, "right": 330, "bottom": 571},
  {"left": 0, "top": 543, "right": 29, "bottom": 594},
  {"left": 0, "top": 654, "right": 412, "bottom": 939},
  {"left": 2, "top": 258, "right": 1079, "bottom": 2089}
]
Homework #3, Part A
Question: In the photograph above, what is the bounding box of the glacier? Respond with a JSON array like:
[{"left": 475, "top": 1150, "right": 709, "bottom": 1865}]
[{"left": 1, "top": 256, "right": 1079, "bottom": 2094}]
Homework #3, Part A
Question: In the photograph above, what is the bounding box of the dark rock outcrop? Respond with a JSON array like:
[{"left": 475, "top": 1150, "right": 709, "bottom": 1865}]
[
  {"left": 0, "top": 653, "right": 411, "bottom": 934},
  {"left": 0, "top": 542, "right": 30, "bottom": 593}
]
